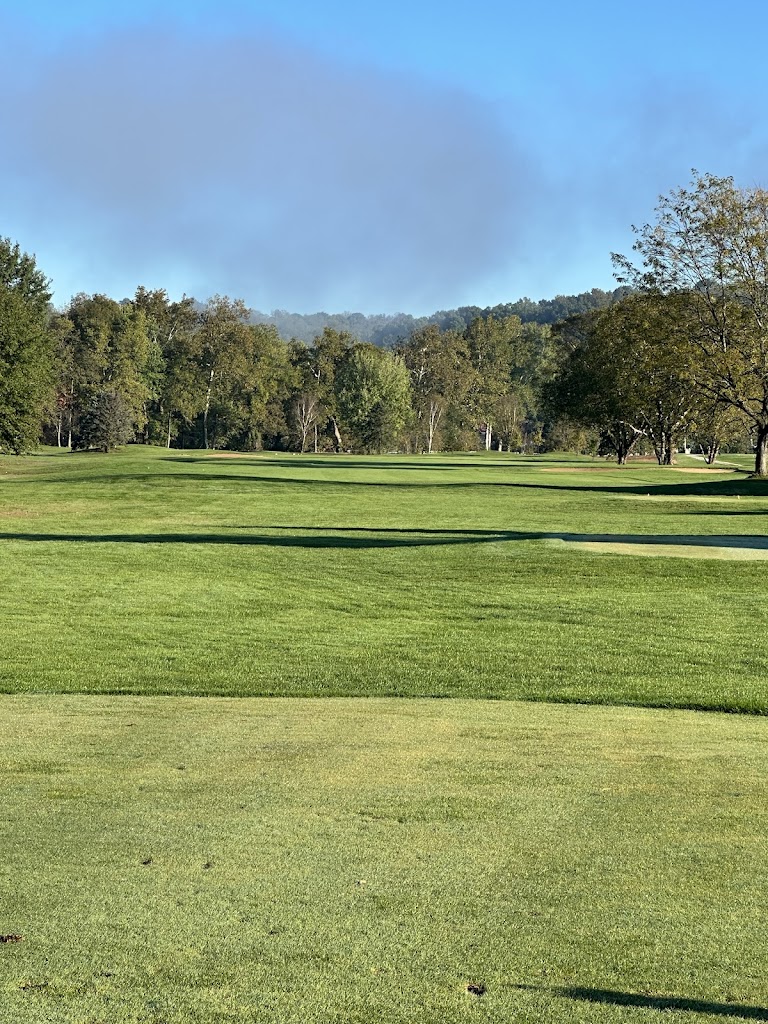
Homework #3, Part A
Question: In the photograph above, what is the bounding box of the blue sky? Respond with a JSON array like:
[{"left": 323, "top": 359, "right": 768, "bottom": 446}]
[{"left": 2, "top": 0, "right": 767, "bottom": 314}]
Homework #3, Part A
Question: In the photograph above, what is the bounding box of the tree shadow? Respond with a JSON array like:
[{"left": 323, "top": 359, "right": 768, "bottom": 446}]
[
  {"left": 162, "top": 455, "right": 592, "bottom": 471},
  {"left": 485, "top": 478, "right": 768, "bottom": 498},
  {"left": 0, "top": 526, "right": 523, "bottom": 549},
  {"left": 164, "top": 456, "right": 465, "bottom": 472},
  {"left": 0, "top": 525, "right": 767, "bottom": 552},
  {"left": 28, "top": 471, "right": 768, "bottom": 500},
  {"left": 522, "top": 985, "right": 768, "bottom": 1020},
  {"left": 27, "top": 471, "right": 483, "bottom": 488},
  {"left": 688, "top": 509, "right": 768, "bottom": 517}
]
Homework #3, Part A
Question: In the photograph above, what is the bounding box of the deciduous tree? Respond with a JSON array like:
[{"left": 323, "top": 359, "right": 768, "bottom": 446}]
[
  {"left": 0, "top": 239, "right": 54, "bottom": 452},
  {"left": 614, "top": 172, "right": 768, "bottom": 475}
]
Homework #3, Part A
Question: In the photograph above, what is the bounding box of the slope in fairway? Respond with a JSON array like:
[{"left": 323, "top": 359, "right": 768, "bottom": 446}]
[
  {"left": 2, "top": 447, "right": 768, "bottom": 710},
  {"left": 1, "top": 696, "right": 766, "bottom": 1023}
]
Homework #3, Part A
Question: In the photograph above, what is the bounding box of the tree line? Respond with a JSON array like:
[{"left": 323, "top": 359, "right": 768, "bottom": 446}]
[
  {"left": 251, "top": 288, "right": 625, "bottom": 346},
  {"left": 0, "top": 254, "right": 564, "bottom": 456},
  {"left": 1, "top": 172, "right": 767, "bottom": 472}
]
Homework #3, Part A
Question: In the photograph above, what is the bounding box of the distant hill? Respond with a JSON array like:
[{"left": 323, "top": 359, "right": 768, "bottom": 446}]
[{"left": 250, "top": 288, "right": 629, "bottom": 345}]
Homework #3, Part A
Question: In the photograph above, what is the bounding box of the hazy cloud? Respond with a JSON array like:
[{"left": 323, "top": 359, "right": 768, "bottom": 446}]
[
  {"left": 3, "top": 13, "right": 768, "bottom": 313},
  {"left": 0, "top": 22, "right": 537, "bottom": 311}
]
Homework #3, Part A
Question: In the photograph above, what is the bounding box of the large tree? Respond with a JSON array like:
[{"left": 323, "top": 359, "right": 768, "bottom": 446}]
[
  {"left": 465, "top": 315, "right": 517, "bottom": 450},
  {"left": 0, "top": 239, "right": 54, "bottom": 452},
  {"left": 306, "top": 327, "right": 355, "bottom": 452},
  {"left": 335, "top": 344, "right": 412, "bottom": 453},
  {"left": 548, "top": 310, "right": 646, "bottom": 464},
  {"left": 603, "top": 293, "right": 696, "bottom": 464},
  {"left": 399, "top": 324, "right": 470, "bottom": 453},
  {"left": 614, "top": 172, "right": 768, "bottom": 475},
  {"left": 66, "top": 293, "right": 153, "bottom": 450},
  {"left": 134, "top": 287, "right": 198, "bottom": 447},
  {"left": 195, "top": 296, "right": 253, "bottom": 450}
]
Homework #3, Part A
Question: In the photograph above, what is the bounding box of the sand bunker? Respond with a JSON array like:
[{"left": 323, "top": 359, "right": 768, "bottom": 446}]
[
  {"left": 542, "top": 465, "right": 734, "bottom": 474},
  {"left": 667, "top": 467, "right": 735, "bottom": 474},
  {"left": 546, "top": 535, "right": 768, "bottom": 560}
]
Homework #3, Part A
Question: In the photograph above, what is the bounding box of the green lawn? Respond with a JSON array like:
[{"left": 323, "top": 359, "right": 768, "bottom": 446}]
[
  {"left": 2, "top": 696, "right": 766, "bottom": 1023},
  {"left": 2, "top": 446, "right": 767, "bottom": 711},
  {"left": 3, "top": 448, "right": 768, "bottom": 1022}
]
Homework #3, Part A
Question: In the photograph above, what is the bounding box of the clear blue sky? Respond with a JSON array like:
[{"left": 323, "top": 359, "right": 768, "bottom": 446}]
[{"left": 2, "top": 0, "right": 767, "bottom": 314}]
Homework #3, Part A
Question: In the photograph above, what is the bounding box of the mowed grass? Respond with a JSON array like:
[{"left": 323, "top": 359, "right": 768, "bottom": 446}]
[
  {"left": 1, "top": 696, "right": 767, "bottom": 1023},
  {"left": 2, "top": 446, "right": 768, "bottom": 710}
]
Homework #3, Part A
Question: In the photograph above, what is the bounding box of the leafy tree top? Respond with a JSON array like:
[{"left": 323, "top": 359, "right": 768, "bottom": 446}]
[{"left": 0, "top": 238, "right": 52, "bottom": 316}]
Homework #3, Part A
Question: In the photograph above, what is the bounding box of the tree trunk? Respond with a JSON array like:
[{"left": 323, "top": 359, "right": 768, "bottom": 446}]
[
  {"left": 203, "top": 368, "right": 215, "bottom": 449},
  {"left": 649, "top": 428, "right": 665, "bottom": 464},
  {"left": 485, "top": 424, "right": 492, "bottom": 451},
  {"left": 754, "top": 423, "right": 768, "bottom": 476},
  {"left": 612, "top": 421, "right": 642, "bottom": 465},
  {"left": 427, "top": 400, "right": 441, "bottom": 454},
  {"left": 67, "top": 379, "right": 74, "bottom": 449},
  {"left": 330, "top": 417, "right": 344, "bottom": 453},
  {"left": 314, "top": 424, "right": 318, "bottom": 454},
  {"left": 706, "top": 440, "right": 720, "bottom": 465},
  {"left": 662, "top": 432, "right": 675, "bottom": 465},
  {"left": 166, "top": 412, "right": 173, "bottom": 449}
]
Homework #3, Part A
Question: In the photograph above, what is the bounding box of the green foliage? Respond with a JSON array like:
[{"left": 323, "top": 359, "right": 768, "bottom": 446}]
[
  {"left": 614, "top": 171, "right": 768, "bottom": 474},
  {"left": 0, "top": 236, "right": 52, "bottom": 313},
  {"left": 193, "top": 298, "right": 296, "bottom": 451},
  {"left": 134, "top": 288, "right": 200, "bottom": 446},
  {"left": 549, "top": 294, "right": 698, "bottom": 464},
  {"left": 65, "top": 293, "right": 153, "bottom": 443},
  {"left": 0, "top": 239, "right": 54, "bottom": 453},
  {"left": 0, "top": 237, "right": 643, "bottom": 458},
  {"left": 249, "top": 287, "right": 625, "bottom": 344},
  {"left": 73, "top": 388, "right": 134, "bottom": 451},
  {"left": 336, "top": 345, "right": 413, "bottom": 452},
  {"left": 547, "top": 310, "right": 642, "bottom": 463},
  {"left": 399, "top": 324, "right": 470, "bottom": 452}
]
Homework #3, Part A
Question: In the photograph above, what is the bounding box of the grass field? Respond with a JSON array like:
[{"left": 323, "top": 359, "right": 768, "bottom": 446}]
[
  {"left": 2, "top": 446, "right": 768, "bottom": 710},
  {"left": 2, "top": 696, "right": 767, "bottom": 1023},
  {"left": 2, "top": 447, "right": 768, "bottom": 1022}
]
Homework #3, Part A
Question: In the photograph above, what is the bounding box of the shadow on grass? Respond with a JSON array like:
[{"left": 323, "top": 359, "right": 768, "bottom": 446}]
[
  {"left": 0, "top": 525, "right": 767, "bottom": 551},
  {"left": 24, "top": 472, "right": 768, "bottom": 501},
  {"left": 523, "top": 985, "right": 768, "bottom": 1020},
  {"left": 161, "top": 455, "right": 593, "bottom": 471}
]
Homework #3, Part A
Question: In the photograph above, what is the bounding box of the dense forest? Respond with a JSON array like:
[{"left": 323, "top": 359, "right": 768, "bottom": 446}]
[
  {"left": 1, "top": 174, "right": 766, "bottom": 471},
  {"left": 249, "top": 289, "right": 626, "bottom": 346}
]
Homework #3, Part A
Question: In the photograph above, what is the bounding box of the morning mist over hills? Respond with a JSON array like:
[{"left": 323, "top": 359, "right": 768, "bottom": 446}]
[{"left": 249, "top": 288, "right": 628, "bottom": 345}]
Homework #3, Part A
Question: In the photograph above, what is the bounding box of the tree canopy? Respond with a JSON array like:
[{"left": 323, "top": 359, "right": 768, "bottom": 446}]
[
  {"left": 0, "top": 239, "right": 54, "bottom": 453},
  {"left": 3, "top": 173, "right": 767, "bottom": 463},
  {"left": 614, "top": 171, "right": 768, "bottom": 475}
]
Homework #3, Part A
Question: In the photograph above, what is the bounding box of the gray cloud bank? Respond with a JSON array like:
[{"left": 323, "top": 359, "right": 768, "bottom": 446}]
[{"left": 0, "top": 22, "right": 537, "bottom": 311}]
